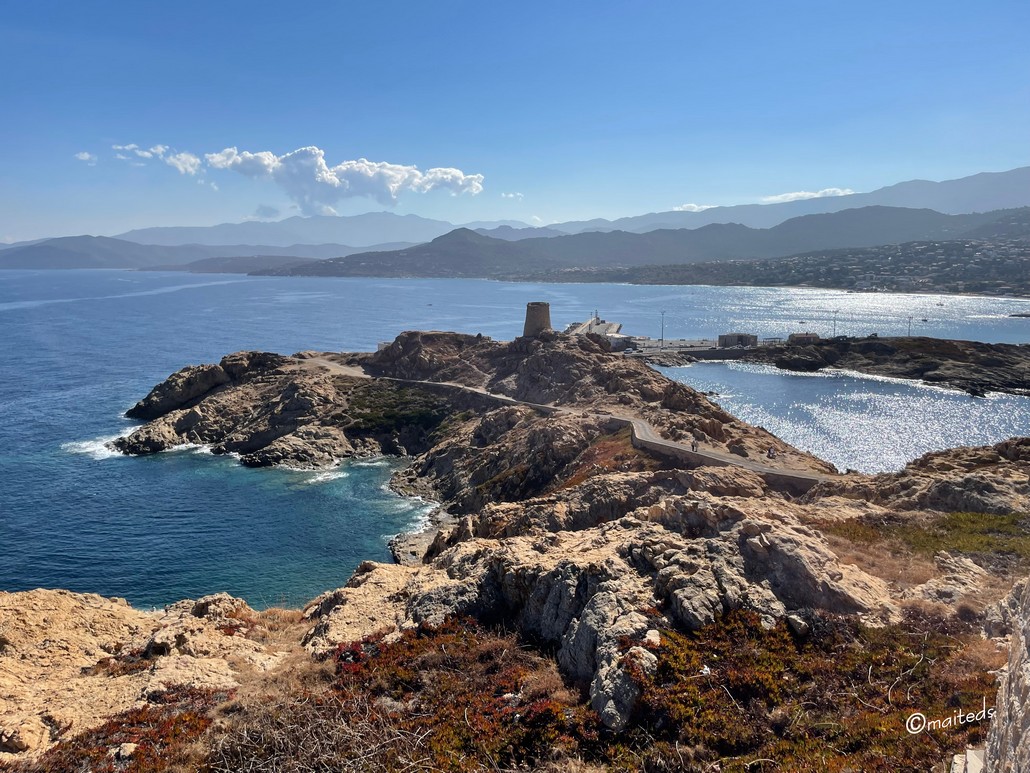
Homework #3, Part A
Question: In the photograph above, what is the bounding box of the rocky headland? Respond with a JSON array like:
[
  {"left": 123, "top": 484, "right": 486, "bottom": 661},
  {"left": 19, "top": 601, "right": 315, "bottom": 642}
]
[
  {"left": 744, "top": 335, "right": 1030, "bottom": 397},
  {"left": 3, "top": 329, "right": 1030, "bottom": 770}
]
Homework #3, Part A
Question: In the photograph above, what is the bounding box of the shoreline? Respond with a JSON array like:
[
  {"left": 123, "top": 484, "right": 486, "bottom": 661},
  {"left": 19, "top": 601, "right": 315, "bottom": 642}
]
[{"left": 19, "top": 265, "right": 1030, "bottom": 304}]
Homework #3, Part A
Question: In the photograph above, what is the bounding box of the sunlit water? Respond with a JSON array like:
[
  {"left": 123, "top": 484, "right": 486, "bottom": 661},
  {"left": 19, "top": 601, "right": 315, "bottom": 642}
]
[
  {"left": 660, "top": 363, "right": 1030, "bottom": 473},
  {"left": 1, "top": 270, "right": 1028, "bottom": 607}
]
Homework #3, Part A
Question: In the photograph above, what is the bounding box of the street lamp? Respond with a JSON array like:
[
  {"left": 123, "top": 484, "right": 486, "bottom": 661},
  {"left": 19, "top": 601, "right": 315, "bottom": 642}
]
[
  {"left": 832, "top": 308, "right": 840, "bottom": 337},
  {"left": 660, "top": 310, "right": 666, "bottom": 350},
  {"left": 907, "top": 316, "right": 913, "bottom": 337}
]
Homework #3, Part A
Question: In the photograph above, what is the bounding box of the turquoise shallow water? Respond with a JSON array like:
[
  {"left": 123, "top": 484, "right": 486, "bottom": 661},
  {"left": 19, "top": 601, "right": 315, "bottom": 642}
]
[{"left": 1, "top": 270, "right": 1028, "bottom": 608}]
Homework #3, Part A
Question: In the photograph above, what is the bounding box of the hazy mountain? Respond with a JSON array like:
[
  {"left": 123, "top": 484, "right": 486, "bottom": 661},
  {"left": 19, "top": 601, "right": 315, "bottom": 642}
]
[
  {"left": 553, "top": 166, "right": 1030, "bottom": 234},
  {"left": 150, "top": 255, "right": 322, "bottom": 274},
  {"left": 0, "top": 236, "right": 415, "bottom": 270},
  {"left": 264, "top": 228, "right": 555, "bottom": 278},
  {"left": 116, "top": 212, "right": 529, "bottom": 248},
  {"left": 269, "top": 206, "right": 1028, "bottom": 279},
  {"left": 473, "top": 225, "right": 570, "bottom": 240}
]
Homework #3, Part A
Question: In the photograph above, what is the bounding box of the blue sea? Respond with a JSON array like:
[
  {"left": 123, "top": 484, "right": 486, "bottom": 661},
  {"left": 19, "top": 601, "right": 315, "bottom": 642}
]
[{"left": 2, "top": 270, "right": 1029, "bottom": 609}]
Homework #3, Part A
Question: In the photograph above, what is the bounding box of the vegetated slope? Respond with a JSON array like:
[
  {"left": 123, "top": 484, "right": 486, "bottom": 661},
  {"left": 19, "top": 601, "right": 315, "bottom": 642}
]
[{"left": 269, "top": 206, "right": 1028, "bottom": 278}]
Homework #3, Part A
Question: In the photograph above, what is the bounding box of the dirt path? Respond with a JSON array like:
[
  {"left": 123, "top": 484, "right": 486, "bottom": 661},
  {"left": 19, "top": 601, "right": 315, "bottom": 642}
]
[{"left": 304, "top": 356, "right": 835, "bottom": 490}]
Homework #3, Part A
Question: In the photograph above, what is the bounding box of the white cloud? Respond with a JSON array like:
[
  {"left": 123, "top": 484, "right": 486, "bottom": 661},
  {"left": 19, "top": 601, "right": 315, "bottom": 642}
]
[
  {"left": 149, "top": 145, "right": 168, "bottom": 157},
  {"left": 113, "top": 143, "right": 154, "bottom": 159},
  {"left": 205, "top": 145, "right": 484, "bottom": 214},
  {"left": 530, "top": 215, "right": 543, "bottom": 223},
  {"left": 165, "top": 151, "right": 202, "bottom": 175},
  {"left": 501, "top": 192, "right": 524, "bottom": 201},
  {"left": 74, "top": 151, "right": 97, "bottom": 166},
  {"left": 672, "top": 203, "right": 716, "bottom": 212},
  {"left": 760, "top": 187, "right": 854, "bottom": 204}
]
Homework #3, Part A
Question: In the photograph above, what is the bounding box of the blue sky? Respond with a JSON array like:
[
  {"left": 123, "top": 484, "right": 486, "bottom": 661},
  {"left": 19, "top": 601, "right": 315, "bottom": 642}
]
[{"left": 1, "top": 0, "right": 1028, "bottom": 241}]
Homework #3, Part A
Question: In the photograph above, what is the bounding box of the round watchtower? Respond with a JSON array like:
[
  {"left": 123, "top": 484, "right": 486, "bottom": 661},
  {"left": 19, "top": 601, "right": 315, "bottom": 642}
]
[{"left": 523, "top": 301, "right": 552, "bottom": 337}]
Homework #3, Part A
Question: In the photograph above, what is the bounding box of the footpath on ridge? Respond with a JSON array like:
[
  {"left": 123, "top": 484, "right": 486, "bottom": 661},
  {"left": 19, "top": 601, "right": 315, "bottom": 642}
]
[{"left": 306, "top": 357, "right": 835, "bottom": 493}]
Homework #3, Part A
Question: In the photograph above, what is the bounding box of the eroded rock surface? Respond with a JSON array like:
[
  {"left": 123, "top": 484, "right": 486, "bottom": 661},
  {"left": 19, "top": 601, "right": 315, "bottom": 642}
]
[
  {"left": 0, "top": 590, "right": 287, "bottom": 760},
  {"left": 303, "top": 496, "right": 896, "bottom": 730},
  {"left": 805, "top": 438, "right": 1030, "bottom": 515}
]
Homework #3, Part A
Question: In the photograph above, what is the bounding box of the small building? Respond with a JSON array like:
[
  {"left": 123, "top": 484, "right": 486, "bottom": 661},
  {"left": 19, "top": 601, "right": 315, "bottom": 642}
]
[
  {"left": 717, "top": 332, "right": 758, "bottom": 348},
  {"left": 564, "top": 311, "right": 623, "bottom": 338},
  {"left": 788, "top": 332, "right": 821, "bottom": 345}
]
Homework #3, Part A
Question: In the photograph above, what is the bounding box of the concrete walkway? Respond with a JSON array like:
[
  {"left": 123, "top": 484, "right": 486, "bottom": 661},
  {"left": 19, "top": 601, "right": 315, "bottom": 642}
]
[{"left": 304, "top": 356, "right": 836, "bottom": 493}]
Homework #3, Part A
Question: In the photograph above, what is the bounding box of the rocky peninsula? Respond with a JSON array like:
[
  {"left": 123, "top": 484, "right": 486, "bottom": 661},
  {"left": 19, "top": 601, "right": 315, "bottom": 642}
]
[
  {"left": 2, "top": 327, "right": 1029, "bottom": 771},
  {"left": 743, "top": 335, "right": 1030, "bottom": 397}
]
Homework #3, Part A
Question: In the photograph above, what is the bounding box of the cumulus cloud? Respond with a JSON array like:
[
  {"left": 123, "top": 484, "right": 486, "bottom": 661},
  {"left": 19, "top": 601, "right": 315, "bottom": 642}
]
[
  {"left": 165, "top": 151, "right": 202, "bottom": 175},
  {"left": 112, "top": 143, "right": 161, "bottom": 159},
  {"left": 74, "top": 151, "right": 96, "bottom": 166},
  {"left": 761, "top": 187, "right": 854, "bottom": 204},
  {"left": 501, "top": 192, "right": 524, "bottom": 201},
  {"left": 672, "top": 203, "right": 716, "bottom": 212},
  {"left": 205, "top": 145, "right": 484, "bottom": 214}
]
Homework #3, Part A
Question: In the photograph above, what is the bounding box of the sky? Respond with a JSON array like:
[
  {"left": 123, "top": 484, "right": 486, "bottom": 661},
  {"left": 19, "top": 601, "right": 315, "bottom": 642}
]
[{"left": 1, "top": 0, "right": 1028, "bottom": 241}]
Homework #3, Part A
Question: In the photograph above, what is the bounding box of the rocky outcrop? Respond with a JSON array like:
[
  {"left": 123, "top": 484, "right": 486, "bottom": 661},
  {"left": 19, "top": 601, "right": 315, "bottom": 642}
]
[
  {"left": 114, "top": 355, "right": 452, "bottom": 468},
  {"left": 125, "top": 363, "right": 231, "bottom": 420},
  {"left": 986, "top": 580, "right": 1030, "bottom": 771},
  {"left": 84, "top": 329, "right": 1030, "bottom": 756},
  {"left": 744, "top": 336, "right": 1030, "bottom": 397},
  {"left": 303, "top": 495, "right": 895, "bottom": 731},
  {"left": 804, "top": 438, "right": 1030, "bottom": 514},
  {"left": 0, "top": 590, "right": 289, "bottom": 760}
]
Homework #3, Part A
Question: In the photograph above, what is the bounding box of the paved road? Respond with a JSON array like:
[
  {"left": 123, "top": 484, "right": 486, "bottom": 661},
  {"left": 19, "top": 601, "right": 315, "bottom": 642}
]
[{"left": 303, "top": 356, "right": 836, "bottom": 490}]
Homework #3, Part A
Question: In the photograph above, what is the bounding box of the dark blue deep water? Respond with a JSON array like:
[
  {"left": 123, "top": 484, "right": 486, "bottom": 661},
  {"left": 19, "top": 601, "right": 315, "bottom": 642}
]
[{"left": 2, "top": 270, "right": 1029, "bottom": 608}]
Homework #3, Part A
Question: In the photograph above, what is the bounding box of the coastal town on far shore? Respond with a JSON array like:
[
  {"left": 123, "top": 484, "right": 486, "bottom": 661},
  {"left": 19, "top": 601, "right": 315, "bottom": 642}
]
[{"left": 546, "top": 235, "right": 1030, "bottom": 297}]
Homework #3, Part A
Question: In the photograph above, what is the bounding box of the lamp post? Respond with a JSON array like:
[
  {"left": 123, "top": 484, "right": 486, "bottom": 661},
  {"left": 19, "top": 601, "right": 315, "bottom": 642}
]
[
  {"left": 832, "top": 309, "right": 840, "bottom": 337},
  {"left": 907, "top": 316, "right": 913, "bottom": 337},
  {"left": 660, "top": 310, "right": 666, "bottom": 350}
]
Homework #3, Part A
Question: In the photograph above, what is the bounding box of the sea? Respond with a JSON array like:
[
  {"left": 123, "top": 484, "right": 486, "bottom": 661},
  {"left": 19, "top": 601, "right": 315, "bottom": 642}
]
[{"left": 2, "top": 270, "right": 1029, "bottom": 609}]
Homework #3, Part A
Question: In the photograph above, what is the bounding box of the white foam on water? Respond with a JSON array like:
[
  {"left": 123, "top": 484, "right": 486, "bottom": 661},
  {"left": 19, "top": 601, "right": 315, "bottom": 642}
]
[
  {"left": 305, "top": 470, "right": 350, "bottom": 484},
  {"left": 61, "top": 435, "right": 125, "bottom": 460},
  {"left": 166, "top": 442, "right": 210, "bottom": 453},
  {"left": 351, "top": 458, "right": 392, "bottom": 468}
]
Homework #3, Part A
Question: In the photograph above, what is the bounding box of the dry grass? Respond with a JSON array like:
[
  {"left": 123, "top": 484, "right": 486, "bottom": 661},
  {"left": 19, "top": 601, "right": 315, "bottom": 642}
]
[
  {"left": 205, "top": 620, "right": 603, "bottom": 772},
  {"left": 243, "top": 606, "right": 307, "bottom": 646},
  {"left": 554, "top": 428, "right": 666, "bottom": 491},
  {"left": 821, "top": 530, "right": 938, "bottom": 588}
]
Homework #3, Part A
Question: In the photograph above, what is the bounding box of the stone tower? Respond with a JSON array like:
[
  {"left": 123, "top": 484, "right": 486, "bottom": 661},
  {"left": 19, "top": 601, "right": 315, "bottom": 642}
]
[{"left": 523, "top": 301, "right": 552, "bottom": 337}]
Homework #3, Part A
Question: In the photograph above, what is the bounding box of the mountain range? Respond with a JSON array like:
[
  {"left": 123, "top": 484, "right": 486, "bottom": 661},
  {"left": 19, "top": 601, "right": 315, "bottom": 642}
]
[
  {"left": 2, "top": 165, "right": 1028, "bottom": 272},
  {"left": 0, "top": 236, "right": 414, "bottom": 270},
  {"left": 265, "top": 206, "right": 1029, "bottom": 279},
  {"left": 113, "top": 213, "right": 529, "bottom": 248}
]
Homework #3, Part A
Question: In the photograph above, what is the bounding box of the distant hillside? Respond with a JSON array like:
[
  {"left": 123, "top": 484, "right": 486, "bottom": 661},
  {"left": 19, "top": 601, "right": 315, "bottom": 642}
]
[
  {"left": 473, "top": 225, "right": 569, "bottom": 240},
  {"left": 0, "top": 236, "right": 414, "bottom": 270},
  {"left": 149, "top": 255, "right": 322, "bottom": 274},
  {"left": 0, "top": 236, "right": 189, "bottom": 269},
  {"left": 117, "top": 212, "right": 528, "bottom": 248},
  {"left": 534, "top": 238, "right": 1030, "bottom": 297},
  {"left": 555, "top": 165, "right": 1030, "bottom": 233},
  {"left": 262, "top": 229, "right": 553, "bottom": 278},
  {"left": 268, "top": 206, "right": 1028, "bottom": 279}
]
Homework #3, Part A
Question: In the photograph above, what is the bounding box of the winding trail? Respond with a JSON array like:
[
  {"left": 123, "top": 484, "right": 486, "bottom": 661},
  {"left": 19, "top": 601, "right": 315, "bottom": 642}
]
[{"left": 302, "top": 356, "right": 837, "bottom": 493}]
